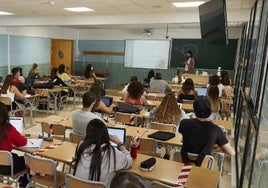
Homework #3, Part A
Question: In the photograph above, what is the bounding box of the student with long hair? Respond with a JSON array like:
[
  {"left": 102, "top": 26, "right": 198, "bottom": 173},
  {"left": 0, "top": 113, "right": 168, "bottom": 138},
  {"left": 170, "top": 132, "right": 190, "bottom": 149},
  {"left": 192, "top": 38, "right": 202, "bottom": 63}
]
[
  {"left": 84, "top": 64, "right": 98, "bottom": 80},
  {"left": 89, "top": 82, "right": 115, "bottom": 114},
  {"left": 28, "top": 63, "right": 41, "bottom": 78},
  {"left": 58, "top": 64, "right": 71, "bottom": 84},
  {"left": 172, "top": 69, "right": 185, "bottom": 84},
  {"left": 207, "top": 86, "right": 231, "bottom": 120},
  {"left": 143, "top": 69, "right": 154, "bottom": 88},
  {"left": 74, "top": 119, "right": 132, "bottom": 186},
  {"left": 0, "top": 102, "right": 28, "bottom": 186},
  {"left": 208, "top": 74, "right": 227, "bottom": 97},
  {"left": 125, "top": 81, "right": 148, "bottom": 106},
  {"left": 151, "top": 92, "right": 189, "bottom": 159},
  {"left": 1, "top": 75, "right": 26, "bottom": 99},
  {"left": 177, "top": 78, "right": 197, "bottom": 103}
]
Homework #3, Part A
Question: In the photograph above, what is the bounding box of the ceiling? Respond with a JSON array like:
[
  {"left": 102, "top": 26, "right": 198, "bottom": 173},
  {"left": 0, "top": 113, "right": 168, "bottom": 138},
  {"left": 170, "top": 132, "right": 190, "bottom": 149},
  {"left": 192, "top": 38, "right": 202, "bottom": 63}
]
[{"left": 0, "top": 0, "right": 255, "bottom": 29}]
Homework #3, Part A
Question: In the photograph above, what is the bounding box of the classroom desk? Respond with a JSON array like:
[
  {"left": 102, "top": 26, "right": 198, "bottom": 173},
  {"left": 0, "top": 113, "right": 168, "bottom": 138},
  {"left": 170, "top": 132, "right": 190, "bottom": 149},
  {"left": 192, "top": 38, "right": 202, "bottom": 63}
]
[
  {"left": 35, "top": 115, "right": 72, "bottom": 129},
  {"left": 24, "top": 94, "right": 38, "bottom": 127},
  {"left": 123, "top": 153, "right": 220, "bottom": 187},
  {"left": 15, "top": 138, "right": 76, "bottom": 164},
  {"left": 214, "top": 120, "right": 233, "bottom": 131},
  {"left": 115, "top": 124, "right": 183, "bottom": 147}
]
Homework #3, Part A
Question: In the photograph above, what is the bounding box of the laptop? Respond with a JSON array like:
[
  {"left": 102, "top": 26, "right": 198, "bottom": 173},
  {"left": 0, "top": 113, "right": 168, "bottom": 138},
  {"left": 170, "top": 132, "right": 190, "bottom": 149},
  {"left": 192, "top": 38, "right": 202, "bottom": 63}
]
[
  {"left": 101, "top": 96, "right": 113, "bottom": 107},
  {"left": 107, "top": 127, "right": 126, "bottom": 147},
  {"left": 195, "top": 87, "right": 207, "bottom": 96},
  {"left": 10, "top": 117, "right": 24, "bottom": 133}
]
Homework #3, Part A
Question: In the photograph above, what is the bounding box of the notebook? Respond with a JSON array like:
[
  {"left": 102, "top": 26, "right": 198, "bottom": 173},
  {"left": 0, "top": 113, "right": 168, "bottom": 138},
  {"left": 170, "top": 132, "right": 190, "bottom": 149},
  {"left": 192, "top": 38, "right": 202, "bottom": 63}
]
[
  {"left": 101, "top": 96, "right": 113, "bottom": 107},
  {"left": 107, "top": 127, "right": 126, "bottom": 147},
  {"left": 20, "top": 139, "right": 43, "bottom": 148},
  {"left": 10, "top": 117, "right": 23, "bottom": 133},
  {"left": 148, "top": 131, "right": 175, "bottom": 141},
  {"left": 195, "top": 87, "right": 207, "bottom": 96}
]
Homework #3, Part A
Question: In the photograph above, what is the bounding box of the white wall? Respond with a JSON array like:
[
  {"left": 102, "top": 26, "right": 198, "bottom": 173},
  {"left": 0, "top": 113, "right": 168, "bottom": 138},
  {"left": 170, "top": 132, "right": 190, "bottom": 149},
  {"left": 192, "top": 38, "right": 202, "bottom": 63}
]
[{"left": 0, "top": 26, "right": 242, "bottom": 40}]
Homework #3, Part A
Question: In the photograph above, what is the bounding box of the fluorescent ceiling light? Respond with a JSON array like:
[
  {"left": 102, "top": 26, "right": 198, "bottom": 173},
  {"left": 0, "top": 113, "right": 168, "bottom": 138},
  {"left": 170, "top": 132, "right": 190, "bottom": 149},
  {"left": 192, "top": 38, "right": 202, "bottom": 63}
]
[
  {"left": 0, "top": 11, "right": 14, "bottom": 15},
  {"left": 64, "top": 7, "right": 94, "bottom": 12},
  {"left": 173, "top": 1, "right": 204, "bottom": 8}
]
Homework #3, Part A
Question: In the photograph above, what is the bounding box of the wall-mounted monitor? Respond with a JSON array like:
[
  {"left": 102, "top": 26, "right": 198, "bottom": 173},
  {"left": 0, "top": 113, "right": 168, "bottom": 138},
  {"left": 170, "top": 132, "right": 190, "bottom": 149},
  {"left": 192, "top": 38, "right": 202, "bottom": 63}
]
[
  {"left": 199, "top": 0, "right": 228, "bottom": 45},
  {"left": 124, "top": 39, "right": 171, "bottom": 69}
]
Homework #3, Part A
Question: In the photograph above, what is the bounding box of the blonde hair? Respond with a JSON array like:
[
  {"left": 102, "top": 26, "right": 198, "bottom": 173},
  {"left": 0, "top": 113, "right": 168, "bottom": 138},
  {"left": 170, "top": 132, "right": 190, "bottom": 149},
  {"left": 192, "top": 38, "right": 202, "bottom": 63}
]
[{"left": 155, "top": 93, "right": 182, "bottom": 124}]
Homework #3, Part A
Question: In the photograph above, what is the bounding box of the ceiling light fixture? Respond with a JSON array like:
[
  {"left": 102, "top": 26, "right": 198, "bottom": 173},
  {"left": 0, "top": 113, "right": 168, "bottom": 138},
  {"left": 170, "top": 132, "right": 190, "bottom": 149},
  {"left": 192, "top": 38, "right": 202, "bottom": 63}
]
[
  {"left": 172, "top": 1, "right": 204, "bottom": 8},
  {"left": 64, "top": 7, "right": 94, "bottom": 12},
  {"left": 0, "top": 11, "right": 14, "bottom": 15}
]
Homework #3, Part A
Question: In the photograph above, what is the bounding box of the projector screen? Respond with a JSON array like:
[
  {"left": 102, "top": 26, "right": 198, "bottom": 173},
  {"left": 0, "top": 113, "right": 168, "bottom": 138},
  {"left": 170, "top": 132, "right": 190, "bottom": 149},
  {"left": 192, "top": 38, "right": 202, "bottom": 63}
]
[{"left": 124, "top": 40, "right": 171, "bottom": 69}]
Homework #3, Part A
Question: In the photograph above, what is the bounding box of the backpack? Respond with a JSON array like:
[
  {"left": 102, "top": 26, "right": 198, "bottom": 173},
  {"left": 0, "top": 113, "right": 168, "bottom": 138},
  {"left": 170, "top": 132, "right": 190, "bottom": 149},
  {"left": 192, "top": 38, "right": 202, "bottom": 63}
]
[{"left": 115, "top": 103, "right": 140, "bottom": 114}]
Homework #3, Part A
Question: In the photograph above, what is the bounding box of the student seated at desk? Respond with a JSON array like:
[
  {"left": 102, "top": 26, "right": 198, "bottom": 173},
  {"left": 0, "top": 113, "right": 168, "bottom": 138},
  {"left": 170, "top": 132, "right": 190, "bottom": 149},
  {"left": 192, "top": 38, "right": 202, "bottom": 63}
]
[
  {"left": 172, "top": 69, "right": 185, "bottom": 84},
  {"left": 177, "top": 78, "right": 197, "bottom": 103},
  {"left": 90, "top": 82, "right": 116, "bottom": 114},
  {"left": 207, "top": 86, "right": 231, "bottom": 120},
  {"left": 220, "top": 70, "right": 234, "bottom": 97},
  {"left": 72, "top": 92, "right": 104, "bottom": 136},
  {"left": 150, "top": 92, "right": 189, "bottom": 159},
  {"left": 179, "top": 97, "right": 235, "bottom": 161},
  {"left": 122, "top": 76, "right": 138, "bottom": 97},
  {"left": 84, "top": 64, "right": 98, "bottom": 80},
  {"left": 1, "top": 75, "right": 27, "bottom": 113},
  {"left": 28, "top": 63, "right": 41, "bottom": 79},
  {"left": 208, "top": 74, "right": 227, "bottom": 97},
  {"left": 74, "top": 119, "right": 132, "bottom": 186},
  {"left": 0, "top": 102, "right": 28, "bottom": 187},
  {"left": 124, "top": 81, "right": 148, "bottom": 106},
  {"left": 149, "top": 73, "right": 171, "bottom": 94},
  {"left": 143, "top": 69, "right": 154, "bottom": 88}
]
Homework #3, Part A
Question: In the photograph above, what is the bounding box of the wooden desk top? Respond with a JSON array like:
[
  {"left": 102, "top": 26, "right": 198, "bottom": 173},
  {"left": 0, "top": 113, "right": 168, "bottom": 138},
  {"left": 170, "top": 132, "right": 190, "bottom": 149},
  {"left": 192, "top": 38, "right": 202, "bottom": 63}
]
[
  {"left": 214, "top": 120, "right": 233, "bottom": 131},
  {"left": 35, "top": 115, "right": 72, "bottom": 129},
  {"left": 112, "top": 96, "right": 161, "bottom": 108},
  {"left": 123, "top": 153, "right": 220, "bottom": 187},
  {"left": 15, "top": 138, "right": 76, "bottom": 164},
  {"left": 115, "top": 125, "right": 183, "bottom": 146}
]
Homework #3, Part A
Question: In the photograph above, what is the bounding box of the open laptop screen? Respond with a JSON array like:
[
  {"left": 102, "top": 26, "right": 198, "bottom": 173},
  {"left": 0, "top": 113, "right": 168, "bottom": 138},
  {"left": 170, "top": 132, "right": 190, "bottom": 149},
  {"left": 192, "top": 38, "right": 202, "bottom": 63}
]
[
  {"left": 107, "top": 127, "right": 126, "bottom": 147},
  {"left": 101, "top": 96, "right": 113, "bottom": 107},
  {"left": 10, "top": 117, "right": 23, "bottom": 133},
  {"left": 195, "top": 87, "right": 207, "bottom": 96}
]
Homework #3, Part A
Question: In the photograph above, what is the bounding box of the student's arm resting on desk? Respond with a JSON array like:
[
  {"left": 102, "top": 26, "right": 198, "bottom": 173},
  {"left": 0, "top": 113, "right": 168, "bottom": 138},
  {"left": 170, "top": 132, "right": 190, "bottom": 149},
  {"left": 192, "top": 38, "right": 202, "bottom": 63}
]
[
  {"left": 109, "top": 135, "right": 133, "bottom": 169},
  {"left": 10, "top": 85, "right": 26, "bottom": 99}
]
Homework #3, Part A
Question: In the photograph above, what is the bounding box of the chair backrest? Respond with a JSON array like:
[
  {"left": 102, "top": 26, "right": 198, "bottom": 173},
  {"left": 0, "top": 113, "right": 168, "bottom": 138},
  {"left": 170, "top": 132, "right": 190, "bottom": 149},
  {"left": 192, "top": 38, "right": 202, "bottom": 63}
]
[
  {"left": 24, "top": 153, "right": 59, "bottom": 187},
  {"left": 0, "top": 150, "right": 13, "bottom": 175},
  {"left": 41, "top": 122, "right": 66, "bottom": 140},
  {"left": 69, "top": 132, "right": 85, "bottom": 143},
  {"left": 138, "top": 138, "right": 157, "bottom": 156},
  {"left": 146, "top": 94, "right": 165, "bottom": 101},
  {"left": 65, "top": 174, "right": 106, "bottom": 188},
  {"left": 150, "top": 122, "right": 177, "bottom": 132},
  {"left": 0, "top": 96, "right": 12, "bottom": 106},
  {"left": 173, "top": 151, "right": 214, "bottom": 169},
  {"left": 115, "top": 112, "right": 136, "bottom": 126}
]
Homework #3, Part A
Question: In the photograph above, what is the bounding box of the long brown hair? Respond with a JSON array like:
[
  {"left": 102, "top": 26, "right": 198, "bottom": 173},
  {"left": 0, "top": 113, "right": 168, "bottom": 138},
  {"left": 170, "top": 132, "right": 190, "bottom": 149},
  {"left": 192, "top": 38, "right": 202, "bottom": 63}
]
[
  {"left": 89, "top": 83, "right": 101, "bottom": 111},
  {"left": 181, "top": 78, "right": 194, "bottom": 94},
  {"left": 0, "top": 102, "right": 10, "bottom": 142},
  {"left": 207, "top": 86, "right": 220, "bottom": 112},
  {"left": 1, "top": 75, "right": 14, "bottom": 94},
  {"left": 155, "top": 93, "right": 182, "bottom": 124},
  {"left": 29, "top": 63, "right": 38, "bottom": 73},
  {"left": 177, "top": 69, "right": 183, "bottom": 84}
]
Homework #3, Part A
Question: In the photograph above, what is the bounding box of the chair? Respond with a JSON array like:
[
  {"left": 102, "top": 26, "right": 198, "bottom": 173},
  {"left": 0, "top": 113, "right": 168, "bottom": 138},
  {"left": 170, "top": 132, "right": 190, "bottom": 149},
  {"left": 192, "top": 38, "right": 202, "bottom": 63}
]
[
  {"left": 65, "top": 174, "right": 106, "bottom": 188},
  {"left": 24, "top": 153, "right": 65, "bottom": 188},
  {"left": 41, "top": 122, "right": 66, "bottom": 140},
  {"left": 152, "top": 181, "right": 173, "bottom": 188},
  {"left": 0, "top": 150, "right": 26, "bottom": 186},
  {"left": 173, "top": 150, "right": 214, "bottom": 169},
  {"left": 115, "top": 112, "right": 137, "bottom": 126},
  {"left": 0, "top": 96, "right": 26, "bottom": 123},
  {"left": 69, "top": 132, "right": 85, "bottom": 143},
  {"left": 35, "top": 89, "right": 55, "bottom": 115},
  {"left": 138, "top": 138, "right": 158, "bottom": 156},
  {"left": 150, "top": 122, "right": 177, "bottom": 132}
]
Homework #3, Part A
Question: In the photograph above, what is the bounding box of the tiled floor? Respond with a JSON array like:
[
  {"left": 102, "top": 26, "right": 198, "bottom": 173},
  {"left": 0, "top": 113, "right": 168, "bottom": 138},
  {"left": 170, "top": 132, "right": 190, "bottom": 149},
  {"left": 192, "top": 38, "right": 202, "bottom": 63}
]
[{"left": 19, "top": 101, "right": 233, "bottom": 188}]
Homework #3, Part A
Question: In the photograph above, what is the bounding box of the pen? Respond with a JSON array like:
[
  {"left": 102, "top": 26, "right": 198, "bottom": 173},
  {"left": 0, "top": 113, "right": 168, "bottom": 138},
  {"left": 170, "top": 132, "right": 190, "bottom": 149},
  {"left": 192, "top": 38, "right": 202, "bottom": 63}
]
[{"left": 28, "top": 139, "right": 34, "bottom": 145}]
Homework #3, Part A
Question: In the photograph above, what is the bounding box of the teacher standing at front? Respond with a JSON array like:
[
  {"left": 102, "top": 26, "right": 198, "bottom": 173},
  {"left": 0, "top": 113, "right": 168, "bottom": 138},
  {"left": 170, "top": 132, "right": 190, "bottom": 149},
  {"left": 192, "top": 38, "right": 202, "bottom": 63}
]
[{"left": 183, "top": 51, "right": 195, "bottom": 74}]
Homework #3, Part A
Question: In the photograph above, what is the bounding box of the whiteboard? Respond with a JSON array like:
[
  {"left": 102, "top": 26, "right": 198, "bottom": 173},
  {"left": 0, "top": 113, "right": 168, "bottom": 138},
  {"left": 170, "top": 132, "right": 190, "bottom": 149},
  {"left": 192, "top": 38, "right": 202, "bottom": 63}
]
[{"left": 124, "top": 40, "right": 171, "bottom": 69}]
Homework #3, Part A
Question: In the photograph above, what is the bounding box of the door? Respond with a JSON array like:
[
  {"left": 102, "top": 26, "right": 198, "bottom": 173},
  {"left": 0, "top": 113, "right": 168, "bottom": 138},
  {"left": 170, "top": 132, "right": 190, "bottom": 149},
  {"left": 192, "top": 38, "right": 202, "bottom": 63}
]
[{"left": 51, "top": 39, "right": 73, "bottom": 74}]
